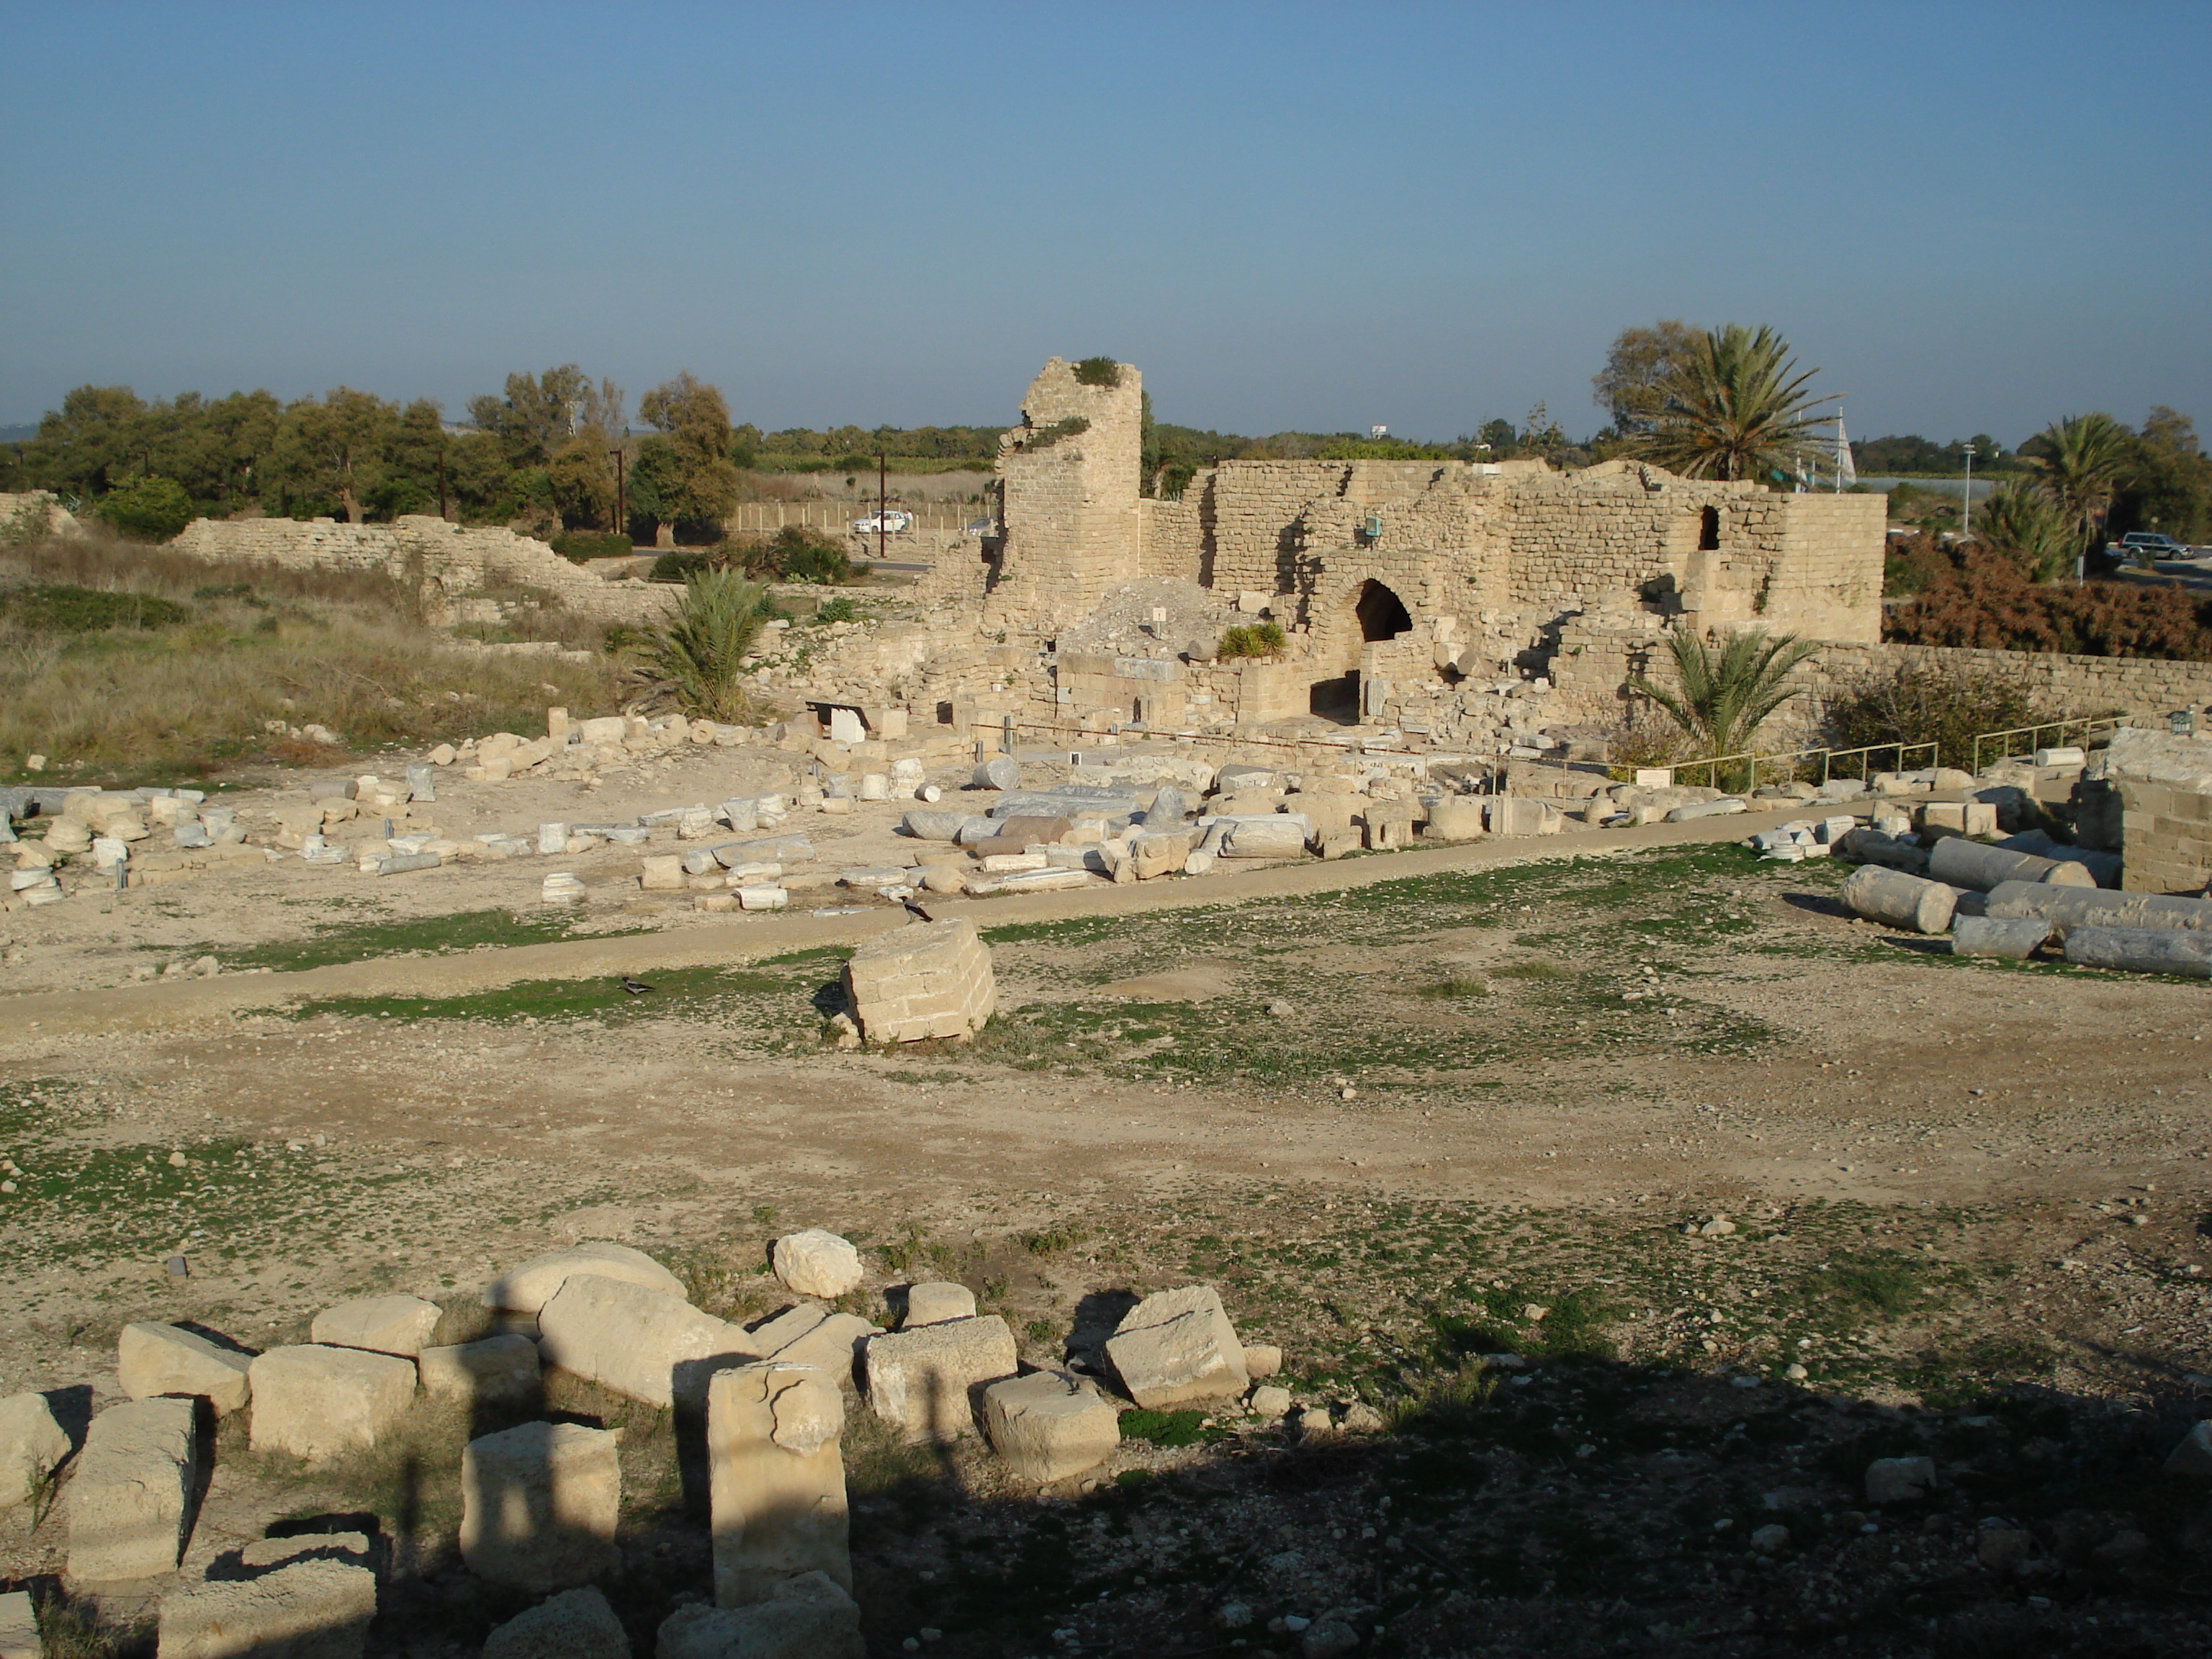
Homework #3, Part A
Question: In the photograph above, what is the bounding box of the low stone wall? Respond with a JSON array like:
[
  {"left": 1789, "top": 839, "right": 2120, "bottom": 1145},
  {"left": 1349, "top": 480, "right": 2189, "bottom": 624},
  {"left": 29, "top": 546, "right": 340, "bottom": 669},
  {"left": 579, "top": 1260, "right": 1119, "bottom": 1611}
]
[{"left": 170, "top": 515, "right": 675, "bottom": 624}]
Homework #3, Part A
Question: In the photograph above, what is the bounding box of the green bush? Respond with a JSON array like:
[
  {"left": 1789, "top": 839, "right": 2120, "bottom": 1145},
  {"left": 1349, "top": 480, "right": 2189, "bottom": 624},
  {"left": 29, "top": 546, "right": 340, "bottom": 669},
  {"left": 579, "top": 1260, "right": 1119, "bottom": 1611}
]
[
  {"left": 551, "top": 530, "right": 634, "bottom": 561},
  {"left": 811, "top": 596, "right": 858, "bottom": 625},
  {"left": 1218, "top": 621, "right": 1286, "bottom": 659},
  {"left": 93, "top": 476, "right": 195, "bottom": 542},
  {"left": 1822, "top": 661, "right": 2041, "bottom": 771},
  {"left": 1073, "top": 357, "right": 1123, "bottom": 387},
  {"left": 766, "top": 526, "right": 853, "bottom": 585},
  {"left": 1021, "top": 416, "right": 1090, "bottom": 452},
  {"left": 1, "top": 584, "right": 190, "bottom": 632}
]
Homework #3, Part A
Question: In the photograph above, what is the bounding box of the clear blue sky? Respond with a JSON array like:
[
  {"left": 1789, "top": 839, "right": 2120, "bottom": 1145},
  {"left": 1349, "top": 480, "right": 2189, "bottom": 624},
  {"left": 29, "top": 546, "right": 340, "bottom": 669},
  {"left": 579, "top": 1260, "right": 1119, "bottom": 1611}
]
[{"left": 2, "top": 1, "right": 2204, "bottom": 448}]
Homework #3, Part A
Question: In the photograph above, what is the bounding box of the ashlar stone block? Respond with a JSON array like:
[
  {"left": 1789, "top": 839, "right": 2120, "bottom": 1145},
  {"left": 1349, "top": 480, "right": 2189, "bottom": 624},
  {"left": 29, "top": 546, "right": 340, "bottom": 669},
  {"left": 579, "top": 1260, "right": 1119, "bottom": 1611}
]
[
  {"left": 118, "top": 1323, "right": 253, "bottom": 1416},
  {"left": 482, "top": 1586, "right": 630, "bottom": 1659},
  {"left": 708, "top": 1362, "right": 851, "bottom": 1607},
  {"left": 156, "top": 1558, "right": 377, "bottom": 1658},
  {"left": 903, "top": 1282, "right": 976, "bottom": 1327},
  {"left": 483, "top": 1241, "right": 687, "bottom": 1315},
  {"left": 248, "top": 1346, "right": 416, "bottom": 1462},
  {"left": 536, "top": 1274, "right": 754, "bottom": 1410},
  {"left": 0, "top": 1390, "right": 73, "bottom": 1509},
  {"left": 68, "top": 1396, "right": 196, "bottom": 1581},
  {"left": 417, "top": 1334, "right": 541, "bottom": 1407},
  {"left": 309, "top": 1294, "right": 442, "bottom": 1358},
  {"left": 983, "top": 1370, "right": 1121, "bottom": 1483},
  {"left": 460, "top": 1421, "right": 622, "bottom": 1593},
  {"left": 863, "top": 1316, "right": 1018, "bottom": 1442},
  {"left": 656, "top": 1570, "right": 863, "bottom": 1659},
  {"left": 1104, "top": 1285, "right": 1249, "bottom": 1409}
]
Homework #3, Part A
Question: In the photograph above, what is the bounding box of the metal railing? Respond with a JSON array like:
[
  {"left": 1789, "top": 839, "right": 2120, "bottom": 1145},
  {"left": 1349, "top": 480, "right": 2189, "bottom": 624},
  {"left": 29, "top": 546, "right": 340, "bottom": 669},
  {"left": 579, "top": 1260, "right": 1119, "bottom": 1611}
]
[
  {"left": 1969, "top": 716, "right": 2120, "bottom": 777},
  {"left": 1659, "top": 739, "right": 1938, "bottom": 793}
]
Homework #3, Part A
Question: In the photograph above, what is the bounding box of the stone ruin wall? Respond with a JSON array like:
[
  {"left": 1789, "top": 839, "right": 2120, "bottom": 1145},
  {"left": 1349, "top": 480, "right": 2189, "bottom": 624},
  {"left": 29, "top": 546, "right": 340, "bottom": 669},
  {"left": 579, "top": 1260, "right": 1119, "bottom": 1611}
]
[{"left": 168, "top": 515, "right": 675, "bottom": 625}]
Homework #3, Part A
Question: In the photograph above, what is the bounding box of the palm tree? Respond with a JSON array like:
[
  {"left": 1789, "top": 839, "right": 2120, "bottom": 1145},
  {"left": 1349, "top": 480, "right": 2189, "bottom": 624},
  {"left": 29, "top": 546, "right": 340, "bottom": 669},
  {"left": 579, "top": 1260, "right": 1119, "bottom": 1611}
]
[
  {"left": 1974, "top": 480, "right": 2077, "bottom": 582},
  {"left": 1632, "top": 324, "right": 1834, "bottom": 482},
  {"left": 644, "top": 567, "right": 770, "bottom": 722},
  {"left": 1629, "top": 627, "right": 1821, "bottom": 760},
  {"left": 2027, "top": 412, "right": 2132, "bottom": 552}
]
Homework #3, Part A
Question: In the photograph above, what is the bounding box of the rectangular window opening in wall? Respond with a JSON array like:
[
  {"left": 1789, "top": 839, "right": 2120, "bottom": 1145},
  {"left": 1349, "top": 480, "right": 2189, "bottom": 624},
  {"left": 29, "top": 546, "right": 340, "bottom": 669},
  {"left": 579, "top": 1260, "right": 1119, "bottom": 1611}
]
[{"left": 1698, "top": 506, "right": 1720, "bottom": 552}]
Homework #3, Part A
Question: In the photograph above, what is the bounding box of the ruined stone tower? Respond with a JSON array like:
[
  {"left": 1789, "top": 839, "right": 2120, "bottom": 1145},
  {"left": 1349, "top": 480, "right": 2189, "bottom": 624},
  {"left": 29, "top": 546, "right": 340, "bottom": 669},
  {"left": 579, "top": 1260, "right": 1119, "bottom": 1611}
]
[{"left": 980, "top": 358, "right": 1143, "bottom": 635}]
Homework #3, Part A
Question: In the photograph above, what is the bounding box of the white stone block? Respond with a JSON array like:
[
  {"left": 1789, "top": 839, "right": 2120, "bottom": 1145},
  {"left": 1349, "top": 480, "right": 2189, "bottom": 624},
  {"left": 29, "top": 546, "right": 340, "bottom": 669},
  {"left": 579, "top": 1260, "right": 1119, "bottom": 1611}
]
[
  {"left": 863, "top": 1316, "right": 1018, "bottom": 1442},
  {"left": 983, "top": 1370, "right": 1121, "bottom": 1483},
  {"left": 708, "top": 1362, "right": 851, "bottom": 1607},
  {"left": 903, "top": 1282, "right": 976, "bottom": 1326},
  {"left": 156, "top": 1558, "right": 377, "bottom": 1658},
  {"left": 461, "top": 1421, "right": 622, "bottom": 1593},
  {"left": 482, "top": 1586, "right": 629, "bottom": 1659},
  {"left": 309, "top": 1294, "right": 442, "bottom": 1358},
  {"left": 118, "top": 1323, "right": 253, "bottom": 1415},
  {"left": 68, "top": 1397, "right": 195, "bottom": 1581},
  {"left": 484, "top": 1241, "right": 686, "bottom": 1314},
  {"left": 248, "top": 1346, "right": 416, "bottom": 1461},
  {"left": 417, "top": 1334, "right": 541, "bottom": 1406},
  {"left": 0, "top": 1390, "right": 71, "bottom": 1509},
  {"left": 536, "top": 1274, "right": 755, "bottom": 1410},
  {"left": 1105, "top": 1285, "right": 1249, "bottom": 1408}
]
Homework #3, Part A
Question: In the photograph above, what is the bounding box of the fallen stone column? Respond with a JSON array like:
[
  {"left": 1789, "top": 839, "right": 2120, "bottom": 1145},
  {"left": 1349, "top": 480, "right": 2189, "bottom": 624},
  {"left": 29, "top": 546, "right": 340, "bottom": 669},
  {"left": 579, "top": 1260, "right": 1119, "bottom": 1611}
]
[
  {"left": 1950, "top": 915, "right": 2054, "bottom": 960},
  {"left": 1839, "top": 866, "right": 1957, "bottom": 935},
  {"left": 707, "top": 1362, "right": 852, "bottom": 1607},
  {"left": 536, "top": 1274, "right": 755, "bottom": 1410},
  {"left": 1985, "top": 881, "right": 2212, "bottom": 936},
  {"left": 1928, "top": 837, "right": 2097, "bottom": 893},
  {"left": 2063, "top": 925, "right": 2212, "bottom": 977}
]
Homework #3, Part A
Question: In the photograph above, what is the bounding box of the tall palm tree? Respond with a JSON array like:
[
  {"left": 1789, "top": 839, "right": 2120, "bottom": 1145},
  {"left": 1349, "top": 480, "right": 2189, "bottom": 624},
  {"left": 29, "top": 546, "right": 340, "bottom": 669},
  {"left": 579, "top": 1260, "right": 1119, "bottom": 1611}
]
[
  {"left": 1632, "top": 324, "right": 1834, "bottom": 482},
  {"left": 2027, "top": 413, "right": 2132, "bottom": 551},
  {"left": 1629, "top": 627, "right": 1822, "bottom": 759}
]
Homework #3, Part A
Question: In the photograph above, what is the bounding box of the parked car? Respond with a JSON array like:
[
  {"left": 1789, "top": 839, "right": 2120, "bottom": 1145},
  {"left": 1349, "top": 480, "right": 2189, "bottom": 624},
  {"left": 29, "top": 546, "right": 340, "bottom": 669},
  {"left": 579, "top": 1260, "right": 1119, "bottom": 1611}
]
[
  {"left": 848, "top": 509, "right": 914, "bottom": 536},
  {"left": 963, "top": 516, "right": 997, "bottom": 538},
  {"left": 2116, "top": 531, "right": 2195, "bottom": 561}
]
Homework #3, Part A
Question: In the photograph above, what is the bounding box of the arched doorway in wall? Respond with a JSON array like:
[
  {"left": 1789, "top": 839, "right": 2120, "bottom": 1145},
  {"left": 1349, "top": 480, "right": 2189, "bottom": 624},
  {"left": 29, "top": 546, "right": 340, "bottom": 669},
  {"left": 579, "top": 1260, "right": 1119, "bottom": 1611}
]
[{"left": 1356, "top": 578, "right": 1413, "bottom": 641}]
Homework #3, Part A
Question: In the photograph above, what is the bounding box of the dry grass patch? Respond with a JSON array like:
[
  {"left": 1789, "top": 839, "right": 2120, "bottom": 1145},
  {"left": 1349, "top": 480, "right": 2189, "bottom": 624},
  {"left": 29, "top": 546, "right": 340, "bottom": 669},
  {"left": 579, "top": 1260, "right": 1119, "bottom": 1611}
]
[{"left": 0, "top": 534, "right": 625, "bottom": 779}]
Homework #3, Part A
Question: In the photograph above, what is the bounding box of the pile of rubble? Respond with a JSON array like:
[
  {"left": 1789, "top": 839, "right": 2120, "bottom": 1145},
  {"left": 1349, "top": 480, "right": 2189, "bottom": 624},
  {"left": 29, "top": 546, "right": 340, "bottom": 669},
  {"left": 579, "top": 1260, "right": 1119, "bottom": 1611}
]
[{"left": 2, "top": 1231, "right": 1308, "bottom": 1657}]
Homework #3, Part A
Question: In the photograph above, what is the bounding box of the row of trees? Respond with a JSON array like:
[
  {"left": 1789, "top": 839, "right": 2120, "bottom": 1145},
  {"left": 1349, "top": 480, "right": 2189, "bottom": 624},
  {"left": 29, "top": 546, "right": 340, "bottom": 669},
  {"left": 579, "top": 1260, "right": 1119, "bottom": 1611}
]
[{"left": 0, "top": 366, "right": 752, "bottom": 544}]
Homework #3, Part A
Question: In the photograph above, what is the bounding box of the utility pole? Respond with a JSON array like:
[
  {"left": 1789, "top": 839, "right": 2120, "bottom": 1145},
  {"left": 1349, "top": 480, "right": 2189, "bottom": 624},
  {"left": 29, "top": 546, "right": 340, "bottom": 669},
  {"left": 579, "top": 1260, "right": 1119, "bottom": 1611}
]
[
  {"left": 436, "top": 446, "right": 448, "bottom": 520},
  {"left": 1961, "top": 443, "right": 1976, "bottom": 539},
  {"left": 878, "top": 451, "right": 887, "bottom": 568},
  {"left": 610, "top": 448, "right": 626, "bottom": 544}
]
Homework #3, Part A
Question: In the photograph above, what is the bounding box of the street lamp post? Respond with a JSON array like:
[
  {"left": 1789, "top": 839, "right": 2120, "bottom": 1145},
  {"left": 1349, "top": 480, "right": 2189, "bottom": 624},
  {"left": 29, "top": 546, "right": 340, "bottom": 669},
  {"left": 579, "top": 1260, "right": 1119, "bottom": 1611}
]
[{"left": 1961, "top": 444, "right": 1977, "bottom": 539}]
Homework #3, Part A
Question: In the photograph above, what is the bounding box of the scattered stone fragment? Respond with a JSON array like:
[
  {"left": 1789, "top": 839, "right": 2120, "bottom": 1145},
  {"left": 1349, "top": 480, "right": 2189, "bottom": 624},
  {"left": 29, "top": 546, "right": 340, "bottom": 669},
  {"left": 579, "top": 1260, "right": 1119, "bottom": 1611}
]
[
  {"left": 536, "top": 1274, "right": 753, "bottom": 1411},
  {"left": 707, "top": 1362, "right": 852, "bottom": 1606},
  {"left": 1864, "top": 1455, "right": 1937, "bottom": 1503},
  {"left": 1249, "top": 1385, "right": 1292, "bottom": 1419},
  {"left": 309, "top": 1293, "right": 442, "bottom": 1358},
  {"left": 864, "top": 1316, "right": 1019, "bottom": 1442},
  {"left": 117, "top": 1322, "right": 253, "bottom": 1415},
  {"left": 461, "top": 1421, "right": 623, "bottom": 1593},
  {"left": 1242, "top": 1344, "right": 1283, "bottom": 1379},
  {"left": 655, "top": 1570, "right": 863, "bottom": 1659},
  {"left": 984, "top": 1370, "right": 1123, "bottom": 1483},
  {"left": 2163, "top": 1419, "right": 2212, "bottom": 1477},
  {"left": 482, "top": 1586, "right": 631, "bottom": 1659},
  {"left": 248, "top": 1346, "right": 416, "bottom": 1461},
  {"left": 156, "top": 1557, "right": 378, "bottom": 1658},
  {"left": 1105, "top": 1285, "right": 1250, "bottom": 1408},
  {"left": 0, "top": 1390, "right": 71, "bottom": 1508},
  {"left": 771, "top": 1230, "right": 863, "bottom": 1298},
  {"left": 68, "top": 1396, "right": 196, "bottom": 1581},
  {"left": 484, "top": 1241, "right": 687, "bottom": 1313}
]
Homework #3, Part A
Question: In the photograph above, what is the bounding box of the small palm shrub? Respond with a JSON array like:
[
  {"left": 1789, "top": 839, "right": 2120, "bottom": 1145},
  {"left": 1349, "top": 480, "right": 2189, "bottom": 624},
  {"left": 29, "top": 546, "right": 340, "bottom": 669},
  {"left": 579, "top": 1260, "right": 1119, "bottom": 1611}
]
[
  {"left": 644, "top": 568, "right": 770, "bottom": 722},
  {"left": 1218, "top": 621, "right": 1286, "bottom": 660}
]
